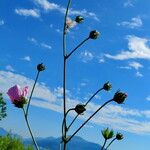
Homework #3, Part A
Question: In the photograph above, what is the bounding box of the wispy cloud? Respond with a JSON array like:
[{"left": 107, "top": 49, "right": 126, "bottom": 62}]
[
  {"left": 34, "top": 0, "right": 99, "bottom": 21},
  {"left": 135, "top": 71, "right": 143, "bottom": 77},
  {"left": 79, "top": 51, "right": 94, "bottom": 63},
  {"left": 28, "top": 37, "right": 52, "bottom": 50},
  {"left": 28, "top": 37, "right": 38, "bottom": 44},
  {"left": 21, "top": 56, "right": 31, "bottom": 62},
  {"left": 105, "top": 35, "right": 150, "bottom": 60},
  {"left": 146, "top": 96, "right": 150, "bottom": 101},
  {"left": 1, "top": 71, "right": 150, "bottom": 135},
  {"left": 40, "top": 43, "right": 52, "bottom": 50},
  {"left": 15, "top": 8, "right": 40, "bottom": 18},
  {"left": 117, "top": 16, "right": 142, "bottom": 29},
  {"left": 124, "top": 0, "right": 135, "bottom": 7},
  {"left": 0, "top": 19, "right": 4, "bottom": 26},
  {"left": 5, "top": 65, "right": 15, "bottom": 72},
  {"left": 129, "top": 61, "right": 143, "bottom": 70},
  {"left": 119, "top": 61, "right": 143, "bottom": 77}
]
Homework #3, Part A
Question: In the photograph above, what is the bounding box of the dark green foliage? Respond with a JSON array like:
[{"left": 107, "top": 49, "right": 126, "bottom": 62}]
[
  {"left": 0, "top": 134, "right": 33, "bottom": 150},
  {"left": 0, "top": 93, "right": 7, "bottom": 121}
]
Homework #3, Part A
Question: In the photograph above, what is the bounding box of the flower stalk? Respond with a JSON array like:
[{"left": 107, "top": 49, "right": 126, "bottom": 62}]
[{"left": 22, "top": 107, "right": 39, "bottom": 150}]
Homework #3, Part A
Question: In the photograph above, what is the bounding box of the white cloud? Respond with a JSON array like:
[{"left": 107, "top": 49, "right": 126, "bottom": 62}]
[
  {"left": 21, "top": 56, "right": 31, "bottom": 62},
  {"left": 1, "top": 70, "right": 150, "bottom": 135},
  {"left": 5, "top": 65, "right": 15, "bottom": 72},
  {"left": 28, "top": 37, "right": 52, "bottom": 50},
  {"left": 146, "top": 96, "right": 150, "bottom": 101},
  {"left": 34, "top": 0, "right": 99, "bottom": 21},
  {"left": 0, "top": 20, "right": 4, "bottom": 26},
  {"left": 129, "top": 61, "right": 143, "bottom": 70},
  {"left": 105, "top": 35, "right": 150, "bottom": 60},
  {"left": 28, "top": 37, "right": 38, "bottom": 44},
  {"left": 124, "top": 0, "right": 134, "bottom": 7},
  {"left": 41, "top": 43, "right": 52, "bottom": 50},
  {"left": 15, "top": 9, "right": 40, "bottom": 18},
  {"left": 136, "top": 71, "right": 143, "bottom": 77},
  {"left": 117, "top": 16, "right": 142, "bottom": 29},
  {"left": 119, "top": 66, "right": 131, "bottom": 70},
  {"left": 79, "top": 51, "right": 94, "bottom": 63}
]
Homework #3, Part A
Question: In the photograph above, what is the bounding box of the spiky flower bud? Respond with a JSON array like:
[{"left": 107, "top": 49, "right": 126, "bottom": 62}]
[
  {"left": 75, "top": 16, "right": 84, "bottom": 23},
  {"left": 103, "top": 82, "right": 112, "bottom": 91},
  {"left": 113, "top": 91, "right": 127, "bottom": 104},
  {"left": 101, "top": 128, "right": 114, "bottom": 140},
  {"left": 75, "top": 104, "right": 86, "bottom": 115},
  {"left": 89, "top": 30, "right": 100, "bottom": 39},
  {"left": 37, "top": 63, "right": 45, "bottom": 72},
  {"left": 116, "top": 133, "right": 124, "bottom": 140}
]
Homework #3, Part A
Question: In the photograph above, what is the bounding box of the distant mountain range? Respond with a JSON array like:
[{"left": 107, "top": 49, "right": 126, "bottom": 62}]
[{"left": 0, "top": 127, "right": 102, "bottom": 150}]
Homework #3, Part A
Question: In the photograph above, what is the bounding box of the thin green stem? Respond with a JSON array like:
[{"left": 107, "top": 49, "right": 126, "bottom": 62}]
[
  {"left": 85, "top": 88, "right": 103, "bottom": 106},
  {"left": 63, "top": 0, "right": 71, "bottom": 56},
  {"left": 62, "top": 1, "right": 72, "bottom": 150},
  {"left": 22, "top": 108, "right": 39, "bottom": 150},
  {"left": 105, "top": 138, "right": 116, "bottom": 150},
  {"left": 67, "top": 99, "right": 114, "bottom": 142},
  {"left": 26, "top": 71, "right": 40, "bottom": 116},
  {"left": 67, "top": 87, "right": 104, "bottom": 131},
  {"left": 66, "top": 37, "right": 90, "bottom": 59},
  {"left": 67, "top": 114, "right": 79, "bottom": 131},
  {"left": 101, "top": 139, "right": 107, "bottom": 150},
  {"left": 62, "top": 108, "right": 75, "bottom": 136}
]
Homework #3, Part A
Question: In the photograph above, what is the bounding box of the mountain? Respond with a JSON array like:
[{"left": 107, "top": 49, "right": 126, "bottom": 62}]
[
  {"left": 24, "top": 136, "right": 101, "bottom": 150},
  {"left": 0, "top": 128, "right": 102, "bottom": 150},
  {"left": 0, "top": 127, "right": 7, "bottom": 136}
]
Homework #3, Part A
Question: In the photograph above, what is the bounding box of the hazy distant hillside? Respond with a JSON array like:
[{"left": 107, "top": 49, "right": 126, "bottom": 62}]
[{"left": 0, "top": 128, "right": 101, "bottom": 150}]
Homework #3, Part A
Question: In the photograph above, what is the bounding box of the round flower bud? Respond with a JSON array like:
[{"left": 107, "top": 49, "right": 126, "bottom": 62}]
[
  {"left": 75, "top": 16, "right": 84, "bottom": 23},
  {"left": 101, "top": 128, "right": 114, "bottom": 140},
  {"left": 113, "top": 91, "right": 127, "bottom": 104},
  {"left": 89, "top": 30, "right": 100, "bottom": 39},
  {"left": 116, "top": 133, "right": 124, "bottom": 140},
  {"left": 103, "top": 82, "right": 112, "bottom": 91},
  {"left": 37, "top": 63, "right": 45, "bottom": 72},
  {"left": 75, "top": 104, "right": 86, "bottom": 115}
]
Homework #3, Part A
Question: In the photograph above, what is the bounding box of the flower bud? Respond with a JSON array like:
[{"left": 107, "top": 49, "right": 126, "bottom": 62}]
[
  {"left": 7, "top": 85, "right": 29, "bottom": 108},
  {"left": 116, "top": 133, "right": 124, "bottom": 140},
  {"left": 101, "top": 128, "right": 114, "bottom": 140},
  {"left": 103, "top": 82, "right": 112, "bottom": 91},
  {"left": 13, "top": 97, "right": 28, "bottom": 108},
  {"left": 75, "top": 16, "right": 84, "bottom": 23},
  {"left": 113, "top": 91, "right": 127, "bottom": 104},
  {"left": 74, "top": 104, "right": 86, "bottom": 115},
  {"left": 89, "top": 30, "right": 100, "bottom": 39},
  {"left": 37, "top": 63, "right": 45, "bottom": 72}
]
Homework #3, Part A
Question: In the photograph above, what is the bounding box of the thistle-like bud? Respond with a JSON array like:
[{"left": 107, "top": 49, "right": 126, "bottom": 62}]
[
  {"left": 37, "top": 63, "right": 45, "bottom": 72},
  {"left": 103, "top": 82, "right": 112, "bottom": 91},
  {"left": 101, "top": 128, "right": 114, "bottom": 140},
  {"left": 89, "top": 30, "right": 100, "bottom": 39},
  {"left": 75, "top": 16, "right": 84, "bottom": 23},
  {"left": 113, "top": 91, "right": 127, "bottom": 104},
  {"left": 116, "top": 133, "right": 124, "bottom": 140},
  {"left": 75, "top": 104, "right": 86, "bottom": 115}
]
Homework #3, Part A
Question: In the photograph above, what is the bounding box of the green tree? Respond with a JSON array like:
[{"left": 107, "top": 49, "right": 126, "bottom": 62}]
[
  {"left": 0, "top": 134, "right": 33, "bottom": 150},
  {"left": 0, "top": 93, "right": 7, "bottom": 121}
]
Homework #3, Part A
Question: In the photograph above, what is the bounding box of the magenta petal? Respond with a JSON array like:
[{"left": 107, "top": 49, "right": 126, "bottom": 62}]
[
  {"left": 7, "top": 85, "right": 22, "bottom": 102},
  {"left": 22, "top": 86, "right": 29, "bottom": 97}
]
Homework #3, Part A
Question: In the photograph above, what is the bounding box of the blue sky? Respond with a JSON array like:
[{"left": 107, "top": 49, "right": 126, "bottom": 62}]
[{"left": 0, "top": 0, "right": 150, "bottom": 149}]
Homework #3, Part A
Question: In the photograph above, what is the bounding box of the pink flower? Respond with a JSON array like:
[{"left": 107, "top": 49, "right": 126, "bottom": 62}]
[{"left": 7, "top": 85, "right": 29, "bottom": 108}]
